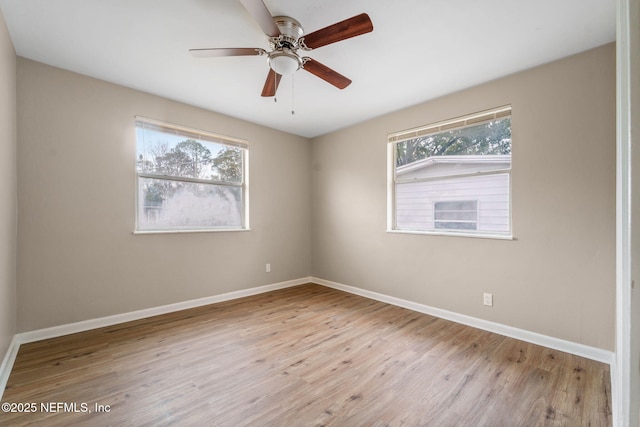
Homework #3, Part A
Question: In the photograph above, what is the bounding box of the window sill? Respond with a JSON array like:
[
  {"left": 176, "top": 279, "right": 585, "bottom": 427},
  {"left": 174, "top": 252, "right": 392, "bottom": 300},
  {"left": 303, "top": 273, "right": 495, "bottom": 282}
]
[
  {"left": 386, "top": 229, "right": 514, "bottom": 241},
  {"left": 133, "top": 228, "right": 250, "bottom": 235}
]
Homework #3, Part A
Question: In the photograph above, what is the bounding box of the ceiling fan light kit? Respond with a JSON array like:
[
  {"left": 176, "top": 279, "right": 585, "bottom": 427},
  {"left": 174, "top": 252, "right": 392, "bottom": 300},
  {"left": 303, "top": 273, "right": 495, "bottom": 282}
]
[
  {"left": 190, "top": 0, "right": 373, "bottom": 97},
  {"left": 268, "top": 49, "right": 301, "bottom": 76}
]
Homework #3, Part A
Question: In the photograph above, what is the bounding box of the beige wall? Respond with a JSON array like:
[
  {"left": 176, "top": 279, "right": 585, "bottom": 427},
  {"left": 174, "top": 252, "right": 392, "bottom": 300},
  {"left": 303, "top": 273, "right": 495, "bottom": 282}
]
[
  {"left": 16, "top": 59, "right": 311, "bottom": 332},
  {"left": 0, "top": 10, "right": 17, "bottom": 359},
  {"left": 13, "top": 44, "right": 617, "bottom": 353},
  {"left": 310, "top": 44, "right": 616, "bottom": 351}
]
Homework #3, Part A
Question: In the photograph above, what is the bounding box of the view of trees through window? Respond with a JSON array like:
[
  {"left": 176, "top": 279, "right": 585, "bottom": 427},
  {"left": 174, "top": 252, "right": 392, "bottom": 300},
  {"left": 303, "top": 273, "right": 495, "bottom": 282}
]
[
  {"left": 135, "top": 121, "right": 246, "bottom": 231},
  {"left": 395, "top": 117, "right": 511, "bottom": 167}
]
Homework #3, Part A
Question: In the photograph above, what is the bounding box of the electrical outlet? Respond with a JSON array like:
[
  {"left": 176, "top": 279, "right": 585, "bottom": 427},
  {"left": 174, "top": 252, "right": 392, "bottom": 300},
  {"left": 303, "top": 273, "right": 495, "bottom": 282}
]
[
  {"left": 483, "top": 293, "right": 493, "bottom": 307},
  {"left": 266, "top": 263, "right": 271, "bottom": 273}
]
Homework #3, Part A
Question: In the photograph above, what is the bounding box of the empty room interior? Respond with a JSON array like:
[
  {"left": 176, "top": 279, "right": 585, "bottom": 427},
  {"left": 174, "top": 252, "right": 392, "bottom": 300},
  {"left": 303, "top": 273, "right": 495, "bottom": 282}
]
[{"left": 0, "top": 0, "right": 638, "bottom": 426}]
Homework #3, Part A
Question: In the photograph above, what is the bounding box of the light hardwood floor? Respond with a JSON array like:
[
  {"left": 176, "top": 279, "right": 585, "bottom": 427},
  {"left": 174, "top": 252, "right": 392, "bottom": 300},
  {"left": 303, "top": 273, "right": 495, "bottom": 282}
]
[{"left": 0, "top": 284, "right": 611, "bottom": 426}]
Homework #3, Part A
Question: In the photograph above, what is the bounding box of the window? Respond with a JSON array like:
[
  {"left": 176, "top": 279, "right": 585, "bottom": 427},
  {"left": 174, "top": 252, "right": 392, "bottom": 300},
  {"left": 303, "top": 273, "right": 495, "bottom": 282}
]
[
  {"left": 388, "top": 106, "right": 512, "bottom": 238},
  {"left": 135, "top": 117, "right": 248, "bottom": 232},
  {"left": 434, "top": 200, "right": 478, "bottom": 230}
]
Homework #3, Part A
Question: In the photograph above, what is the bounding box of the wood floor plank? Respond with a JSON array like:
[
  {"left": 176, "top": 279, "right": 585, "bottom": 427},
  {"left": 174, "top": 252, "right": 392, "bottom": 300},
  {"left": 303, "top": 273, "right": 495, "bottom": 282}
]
[{"left": 0, "top": 284, "right": 611, "bottom": 426}]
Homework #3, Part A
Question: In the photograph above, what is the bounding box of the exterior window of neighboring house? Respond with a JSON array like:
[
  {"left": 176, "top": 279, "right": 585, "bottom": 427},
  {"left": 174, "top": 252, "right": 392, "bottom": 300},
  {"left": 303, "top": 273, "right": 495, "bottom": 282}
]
[
  {"left": 387, "top": 106, "right": 512, "bottom": 238},
  {"left": 434, "top": 201, "right": 478, "bottom": 230},
  {"left": 135, "top": 117, "right": 248, "bottom": 233}
]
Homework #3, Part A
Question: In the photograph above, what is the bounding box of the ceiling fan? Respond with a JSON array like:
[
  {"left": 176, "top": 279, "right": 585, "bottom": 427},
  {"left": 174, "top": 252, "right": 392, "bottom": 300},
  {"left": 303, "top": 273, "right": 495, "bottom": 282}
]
[{"left": 189, "top": 0, "right": 374, "bottom": 97}]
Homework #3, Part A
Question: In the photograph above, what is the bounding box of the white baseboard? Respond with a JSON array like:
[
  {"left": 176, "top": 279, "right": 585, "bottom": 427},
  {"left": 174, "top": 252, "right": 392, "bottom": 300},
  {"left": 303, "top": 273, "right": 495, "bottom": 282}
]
[
  {"left": 0, "top": 277, "right": 311, "bottom": 398},
  {"left": 17, "top": 277, "right": 312, "bottom": 345},
  {"left": 0, "top": 275, "right": 614, "bottom": 401},
  {"left": 311, "top": 277, "right": 615, "bottom": 365},
  {"left": 0, "top": 335, "right": 21, "bottom": 401}
]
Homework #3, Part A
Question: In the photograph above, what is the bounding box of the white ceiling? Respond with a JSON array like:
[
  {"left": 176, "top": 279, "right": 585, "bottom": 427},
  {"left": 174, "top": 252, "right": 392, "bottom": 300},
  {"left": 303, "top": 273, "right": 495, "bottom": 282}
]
[{"left": 0, "top": 0, "right": 616, "bottom": 138}]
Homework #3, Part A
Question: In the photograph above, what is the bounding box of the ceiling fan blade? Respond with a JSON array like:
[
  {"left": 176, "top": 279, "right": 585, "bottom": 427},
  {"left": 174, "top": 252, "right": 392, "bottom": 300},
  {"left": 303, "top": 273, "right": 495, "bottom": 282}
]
[
  {"left": 302, "top": 58, "right": 351, "bottom": 89},
  {"left": 261, "top": 69, "right": 282, "bottom": 97},
  {"left": 239, "top": 0, "right": 281, "bottom": 38},
  {"left": 301, "top": 13, "right": 373, "bottom": 50},
  {"left": 189, "top": 48, "right": 266, "bottom": 58}
]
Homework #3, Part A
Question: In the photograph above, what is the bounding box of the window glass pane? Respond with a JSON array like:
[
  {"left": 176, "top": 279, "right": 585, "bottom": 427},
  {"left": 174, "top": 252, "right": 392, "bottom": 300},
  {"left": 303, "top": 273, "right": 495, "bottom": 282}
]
[
  {"left": 135, "top": 118, "right": 247, "bottom": 233},
  {"left": 391, "top": 109, "right": 512, "bottom": 237},
  {"left": 137, "top": 178, "right": 243, "bottom": 231},
  {"left": 137, "top": 125, "right": 243, "bottom": 184},
  {"left": 395, "top": 117, "right": 511, "bottom": 170},
  {"left": 395, "top": 174, "right": 509, "bottom": 233}
]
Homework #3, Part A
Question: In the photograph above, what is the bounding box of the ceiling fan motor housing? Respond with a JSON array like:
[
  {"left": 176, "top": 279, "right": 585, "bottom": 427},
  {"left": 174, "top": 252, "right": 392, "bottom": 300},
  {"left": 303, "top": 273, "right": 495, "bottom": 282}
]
[
  {"left": 272, "top": 16, "right": 304, "bottom": 48},
  {"left": 268, "top": 16, "right": 304, "bottom": 75}
]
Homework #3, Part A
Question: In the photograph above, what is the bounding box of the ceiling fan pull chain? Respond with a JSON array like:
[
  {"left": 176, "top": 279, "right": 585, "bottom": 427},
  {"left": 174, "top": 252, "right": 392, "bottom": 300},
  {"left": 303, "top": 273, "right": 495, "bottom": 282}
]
[{"left": 291, "top": 74, "right": 295, "bottom": 115}]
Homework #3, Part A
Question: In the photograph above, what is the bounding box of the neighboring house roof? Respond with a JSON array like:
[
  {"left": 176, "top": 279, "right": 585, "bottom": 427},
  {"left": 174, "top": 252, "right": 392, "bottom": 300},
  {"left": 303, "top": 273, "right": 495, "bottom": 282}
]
[{"left": 396, "top": 155, "right": 511, "bottom": 180}]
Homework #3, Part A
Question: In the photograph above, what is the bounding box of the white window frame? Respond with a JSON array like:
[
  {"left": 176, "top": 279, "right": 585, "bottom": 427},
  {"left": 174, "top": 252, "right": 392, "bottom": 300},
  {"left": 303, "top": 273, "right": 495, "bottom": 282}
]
[
  {"left": 134, "top": 117, "right": 249, "bottom": 234},
  {"left": 387, "top": 106, "right": 513, "bottom": 240}
]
